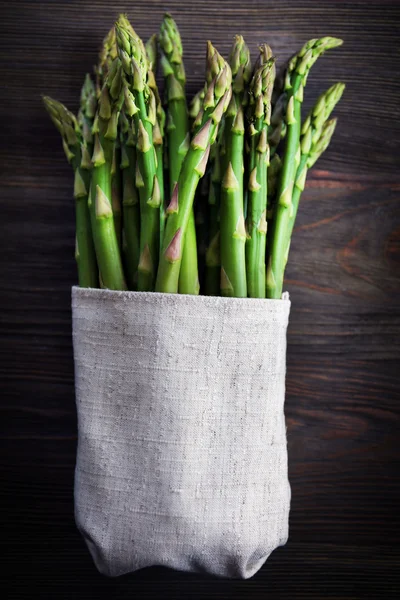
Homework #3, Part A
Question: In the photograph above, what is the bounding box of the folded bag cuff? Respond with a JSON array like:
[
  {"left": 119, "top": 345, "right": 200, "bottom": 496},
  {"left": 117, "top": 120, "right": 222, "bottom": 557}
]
[
  {"left": 71, "top": 285, "right": 291, "bottom": 312},
  {"left": 72, "top": 286, "right": 291, "bottom": 579}
]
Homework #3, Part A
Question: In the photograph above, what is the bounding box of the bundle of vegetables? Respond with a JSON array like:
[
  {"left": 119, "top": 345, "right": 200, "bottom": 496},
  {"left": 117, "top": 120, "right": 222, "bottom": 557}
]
[{"left": 44, "top": 13, "right": 344, "bottom": 298}]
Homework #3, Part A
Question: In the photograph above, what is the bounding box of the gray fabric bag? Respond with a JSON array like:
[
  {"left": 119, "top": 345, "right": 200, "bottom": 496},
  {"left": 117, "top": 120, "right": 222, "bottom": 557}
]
[{"left": 72, "top": 286, "right": 291, "bottom": 579}]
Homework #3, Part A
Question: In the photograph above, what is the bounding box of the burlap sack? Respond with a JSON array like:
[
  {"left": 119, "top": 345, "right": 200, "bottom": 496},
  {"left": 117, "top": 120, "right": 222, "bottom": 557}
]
[{"left": 72, "top": 286, "right": 291, "bottom": 579}]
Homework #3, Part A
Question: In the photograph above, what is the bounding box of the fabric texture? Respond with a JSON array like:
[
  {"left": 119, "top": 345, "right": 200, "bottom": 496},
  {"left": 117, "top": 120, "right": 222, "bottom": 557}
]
[{"left": 72, "top": 286, "right": 291, "bottom": 579}]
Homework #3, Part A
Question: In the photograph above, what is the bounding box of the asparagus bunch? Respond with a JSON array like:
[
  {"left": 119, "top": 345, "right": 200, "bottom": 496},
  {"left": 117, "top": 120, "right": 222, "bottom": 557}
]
[{"left": 44, "top": 14, "right": 344, "bottom": 299}]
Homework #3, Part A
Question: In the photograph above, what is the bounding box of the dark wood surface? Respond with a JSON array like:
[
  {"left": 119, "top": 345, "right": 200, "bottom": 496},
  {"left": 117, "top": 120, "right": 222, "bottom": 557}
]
[{"left": 1, "top": 1, "right": 400, "bottom": 598}]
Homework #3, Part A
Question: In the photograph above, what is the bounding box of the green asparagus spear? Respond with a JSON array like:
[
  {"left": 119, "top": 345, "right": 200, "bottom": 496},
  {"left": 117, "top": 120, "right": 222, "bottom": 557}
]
[
  {"left": 89, "top": 56, "right": 127, "bottom": 290},
  {"left": 266, "top": 37, "right": 343, "bottom": 299},
  {"left": 155, "top": 42, "right": 232, "bottom": 293},
  {"left": 245, "top": 52, "right": 275, "bottom": 298},
  {"left": 219, "top": 35, "right": 251, "bottom": 297},
  {"left": 116, "top": 16, "right": 160, "bottom": 291},
  {"left": 285, "top": 82, "right": 345, "bottom": 261},
  {"left": 160, "top": 14, "right": 198, "bottom": 295},
  {"left": 94, "top": 30, "right": 122, "bottom": 251},
  {"left": 220, "top": 134, "right": 247, "bottom": 298},
  {"left": 145, "top": 34, "right": 166, "bottom": 254},
  {"left": 160, "top": 14, "right": 188, "bottom": 190},
  {"left": 220, "top": 104, "right": 247, "bottom": 297},
  {"left": 43, "top": 95, "right": 98, "bottom": 288}
]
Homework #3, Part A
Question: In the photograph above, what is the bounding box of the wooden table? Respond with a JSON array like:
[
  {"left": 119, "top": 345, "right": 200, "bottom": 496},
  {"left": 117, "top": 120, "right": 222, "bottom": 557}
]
[{"left": 2, "top": 1, "right": 399, "bottom": 597}]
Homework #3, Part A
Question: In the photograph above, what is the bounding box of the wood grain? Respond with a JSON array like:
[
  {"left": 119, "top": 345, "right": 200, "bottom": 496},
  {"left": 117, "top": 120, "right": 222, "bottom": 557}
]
[{"left": 1, "top": 1, "right": 400, "bottom": 598}]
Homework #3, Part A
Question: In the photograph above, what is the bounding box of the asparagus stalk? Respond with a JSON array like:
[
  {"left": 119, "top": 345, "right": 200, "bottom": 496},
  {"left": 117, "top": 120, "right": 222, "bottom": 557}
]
[
  {"left": 219, "top": 36, "right": 251, "bottom": 297},
  {"left": 160, "top": 14, "right": 198, "bottom": 295},
  {"left": 145, "top": 32, "right": 166, "bottom": 249},
  {"left": 285, "top": 82, "right": 345, "bottom": 260},
  {"left": 245, "top": 52, "right": 275, "bottom": 298},
  {"left": 116, "top": 16, "right": 160, "bottom": 291},
  {"left": 192, "top": 87, "right": 211, "bottom": 291},
  {"left": 95, "top": 26, "right": 123, "bottom": 249},
  {"left": 220, "top": 110, "right": 247, "bottom": 297},
  {"left": 203, "top": 53, "right": 234, "bottom": 296},
  {"left": 155, "top": 42, "right": 232, "bottom": 293},
  {"left": 160, "top": 14, "right": 188, "bottom": 190},
  {"left": 43, "top": 96, "right": 98, "bottom": 288},
  {"left": 89, "top": 56, "right": 127, "bottom": 290},
  {"left": 266, "top": 36, "right": 343, "bottom": 299}
]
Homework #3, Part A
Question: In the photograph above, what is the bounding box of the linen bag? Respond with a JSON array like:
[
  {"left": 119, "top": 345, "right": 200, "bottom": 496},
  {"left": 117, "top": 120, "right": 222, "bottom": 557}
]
[{"left": 72, "top": 286, "right": 291, "bottom": 579}]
